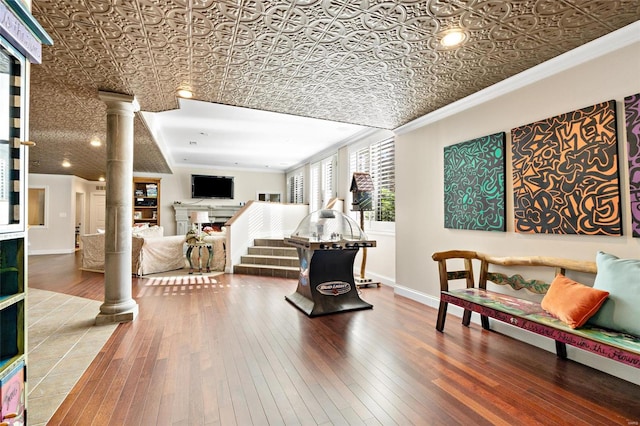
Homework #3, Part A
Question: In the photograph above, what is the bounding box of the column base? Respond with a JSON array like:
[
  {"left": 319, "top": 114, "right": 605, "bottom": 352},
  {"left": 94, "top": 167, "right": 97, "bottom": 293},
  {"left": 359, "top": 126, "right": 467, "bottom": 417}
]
[{"left": 95, "top": 304, "right": 139, "bottom": 325}]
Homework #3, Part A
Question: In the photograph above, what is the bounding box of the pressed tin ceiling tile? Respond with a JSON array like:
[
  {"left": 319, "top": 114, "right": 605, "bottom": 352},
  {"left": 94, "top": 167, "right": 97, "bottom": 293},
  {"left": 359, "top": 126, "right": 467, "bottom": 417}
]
[{"left": 27, "top": 0, "right": 640, "bottom": 181}]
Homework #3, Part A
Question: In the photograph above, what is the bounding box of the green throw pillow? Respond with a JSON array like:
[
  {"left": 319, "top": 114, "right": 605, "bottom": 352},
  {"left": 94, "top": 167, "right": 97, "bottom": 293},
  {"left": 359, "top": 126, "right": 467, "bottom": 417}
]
[{"left": 587, "top": 251, "right": 640, "bottom": 336}]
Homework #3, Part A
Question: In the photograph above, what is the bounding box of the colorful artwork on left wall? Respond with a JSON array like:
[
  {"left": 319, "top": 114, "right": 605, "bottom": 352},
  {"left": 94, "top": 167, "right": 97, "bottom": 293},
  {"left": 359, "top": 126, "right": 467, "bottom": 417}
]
[
  {"left": 443, "top": 132, "right": 506, "bottom": 231},
  {"left": 625, "top": 93, "right": 640, "bottom": 237},
  {"left": 511, "top": 100, "right": 621, "bottom": 235}
]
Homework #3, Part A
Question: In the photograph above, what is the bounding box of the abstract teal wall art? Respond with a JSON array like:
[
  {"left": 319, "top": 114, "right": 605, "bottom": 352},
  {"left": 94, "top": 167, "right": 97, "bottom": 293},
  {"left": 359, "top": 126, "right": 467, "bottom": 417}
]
[{"left": 444, "top": 132, "right": 506, "bottom": 231}]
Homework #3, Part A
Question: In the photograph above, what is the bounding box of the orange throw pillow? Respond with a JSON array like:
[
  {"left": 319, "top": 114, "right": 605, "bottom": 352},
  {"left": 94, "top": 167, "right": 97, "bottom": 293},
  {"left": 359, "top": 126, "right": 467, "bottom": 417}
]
[{"left": 541, "top": 274, "right": 609, "bottom": 328}]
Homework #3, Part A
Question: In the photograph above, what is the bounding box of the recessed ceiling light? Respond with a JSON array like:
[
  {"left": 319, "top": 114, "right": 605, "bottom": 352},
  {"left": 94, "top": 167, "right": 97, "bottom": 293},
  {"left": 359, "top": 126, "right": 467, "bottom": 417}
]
[
  {"left": 177, "top": 88, "right": 193, "bottom": 98},
  {"left": 441, "top": 30, "right": 466, "bottom": 47},
  {"left": 99, "top": 176, "right": 105, "bottom": 182},
  {"left": 62, "top": 160, "right": 71, "bottom": 168},
  {"left": 90, "top": 139, "right": 101, "bottom": 147}
]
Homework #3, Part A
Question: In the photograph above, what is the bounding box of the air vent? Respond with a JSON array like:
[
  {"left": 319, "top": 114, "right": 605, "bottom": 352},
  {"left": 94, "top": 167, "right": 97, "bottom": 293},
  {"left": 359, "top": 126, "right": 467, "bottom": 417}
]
[{"left": 95, "top": 185, "right": 106, "bottom": 191}]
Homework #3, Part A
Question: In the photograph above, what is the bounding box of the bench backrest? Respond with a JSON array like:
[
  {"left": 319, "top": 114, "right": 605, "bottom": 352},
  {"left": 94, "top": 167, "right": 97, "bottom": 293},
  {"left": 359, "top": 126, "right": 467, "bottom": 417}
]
[{"left": 432, "top": 250, "right": 597, "bottom": 294}]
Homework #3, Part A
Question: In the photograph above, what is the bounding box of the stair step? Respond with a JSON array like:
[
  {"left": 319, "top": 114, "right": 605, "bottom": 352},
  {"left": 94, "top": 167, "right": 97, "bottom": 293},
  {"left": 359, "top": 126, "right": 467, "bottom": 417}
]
[
  {"left": 233, "top": 263, "right": 299, "bottom": 279},
  {"left": 248, "top": 246, "right": 297, "bottom": 257},
  {"left": 241, "top": 254, "right": 299, "bottom": 267},
  {"left": 254, "top": 238, "right": 289, "bottom": 248},
  {"left": 236, "top": 237, "right": 299, "bottom": 278}
]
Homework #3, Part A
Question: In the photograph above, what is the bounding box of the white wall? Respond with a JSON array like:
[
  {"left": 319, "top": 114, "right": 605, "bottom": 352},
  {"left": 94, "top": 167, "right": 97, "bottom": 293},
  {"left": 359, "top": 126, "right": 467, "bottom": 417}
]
[
  {"left": 135, "top": 166, "right": 286, "bottom": 235},
  {"left": 353, "top": 228, "right": 396, "bottom": 286},
  {"left": 394, "top": 24, "right": 640, "bottom": 383},
  {"left": 28, "top": 174, "right": 76, "bottom": 254},
  {"left": 27, "top": 168, "right": 285, "bottom": 252}
]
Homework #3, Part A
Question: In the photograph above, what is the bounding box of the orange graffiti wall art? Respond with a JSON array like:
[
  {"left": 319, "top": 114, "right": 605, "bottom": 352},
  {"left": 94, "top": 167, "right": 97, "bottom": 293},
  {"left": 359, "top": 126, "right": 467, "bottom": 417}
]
[{"left": 511, "top": 100, "right": 621, "bottom": 235}]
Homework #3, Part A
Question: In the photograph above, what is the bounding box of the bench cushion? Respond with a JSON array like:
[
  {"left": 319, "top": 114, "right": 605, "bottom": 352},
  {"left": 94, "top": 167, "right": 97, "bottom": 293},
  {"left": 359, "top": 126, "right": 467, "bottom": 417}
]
[
  {"left": 541, "top": 274, "right": 609, "bottom": 328},
  {"left": 588, "top": 251, "right": 640, "bottom": 336}
]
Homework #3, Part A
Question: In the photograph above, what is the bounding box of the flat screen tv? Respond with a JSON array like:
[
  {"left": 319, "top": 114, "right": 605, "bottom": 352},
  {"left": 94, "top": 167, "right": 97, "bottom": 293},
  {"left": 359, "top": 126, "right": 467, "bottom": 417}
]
[{"left": 191, "top": 174, "right": 234, "bottom": 199}]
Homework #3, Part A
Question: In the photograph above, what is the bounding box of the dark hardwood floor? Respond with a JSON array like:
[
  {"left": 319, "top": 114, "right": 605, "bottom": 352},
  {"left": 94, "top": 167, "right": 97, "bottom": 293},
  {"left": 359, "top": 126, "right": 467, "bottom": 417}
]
[{"left": 29, "top": 253, "right": 639, "bottom": 425}]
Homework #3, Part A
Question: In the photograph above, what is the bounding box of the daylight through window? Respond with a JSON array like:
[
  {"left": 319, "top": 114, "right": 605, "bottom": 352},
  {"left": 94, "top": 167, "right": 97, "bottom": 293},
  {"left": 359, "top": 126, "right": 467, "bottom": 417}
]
[{"left": 350, "top": 138, "right": 395, "bottom": 222}]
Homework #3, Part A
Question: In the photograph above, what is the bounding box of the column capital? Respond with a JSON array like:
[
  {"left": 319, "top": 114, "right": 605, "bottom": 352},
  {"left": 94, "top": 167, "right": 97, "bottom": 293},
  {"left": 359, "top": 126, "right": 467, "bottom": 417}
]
[{"left": 98, "top": 90, "right": 140, "bottom": 112}]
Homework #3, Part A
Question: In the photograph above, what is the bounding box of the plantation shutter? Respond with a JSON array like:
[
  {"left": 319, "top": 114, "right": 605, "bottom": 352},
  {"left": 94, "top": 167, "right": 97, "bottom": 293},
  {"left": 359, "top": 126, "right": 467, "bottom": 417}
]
[
  {"left": 288, "top": 172, "right": 304, "bottom": 204},
  {"left": 350, "top": 138, "right": 395, "bottom": 222}
]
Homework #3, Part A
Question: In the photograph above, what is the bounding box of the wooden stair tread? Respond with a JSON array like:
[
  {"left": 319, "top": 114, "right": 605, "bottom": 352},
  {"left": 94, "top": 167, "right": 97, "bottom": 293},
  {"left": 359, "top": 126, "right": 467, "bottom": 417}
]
[
  {"left": 235, "top": 263, "right": 299, "bottom": 271},
  {"left": 242, "top": 254, "right": 298, "bottom": 260}
]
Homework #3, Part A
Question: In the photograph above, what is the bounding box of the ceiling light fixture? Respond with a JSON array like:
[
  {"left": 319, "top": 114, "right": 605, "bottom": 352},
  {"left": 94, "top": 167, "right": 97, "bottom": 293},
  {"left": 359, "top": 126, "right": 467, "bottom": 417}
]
[
  {"left": 441, "top": 30, "right": 466, "bottom": 48},
  {"left": 90, "top": 139, "right": 101, "bottom": 147},
  {"left": 177, "top": 88, "right": 193, "bottom": 98},
  {"left": 62, "top": 160, "right": 71, "bottom": 168},
  {"left": 99, "top": 176, "right": 105, "bottom": 182}
]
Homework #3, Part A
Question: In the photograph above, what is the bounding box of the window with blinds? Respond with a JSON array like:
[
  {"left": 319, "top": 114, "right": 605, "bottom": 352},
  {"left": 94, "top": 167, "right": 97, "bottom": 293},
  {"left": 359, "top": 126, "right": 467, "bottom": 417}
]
[
  {"left": 288, "top": 172, "right": 304, "bottom": 204},
  {"left": 350, "top": 138, "right": 395, "bottom": 222},
  {"left": 310, "top": 154, "right": 336, "bottom": 211},
  {"left": 322, "top": 156, "right": 334, "bottom": 207},
  {"left": 310, "top": 163, "right": 321, "bottom": 211}
]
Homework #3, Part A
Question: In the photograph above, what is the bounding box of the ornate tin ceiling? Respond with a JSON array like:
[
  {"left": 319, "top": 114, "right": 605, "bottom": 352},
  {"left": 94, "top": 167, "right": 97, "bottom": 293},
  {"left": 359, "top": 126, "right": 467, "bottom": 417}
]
[{"left": 28, "top": 0, "right": 640, "bottom": 181}]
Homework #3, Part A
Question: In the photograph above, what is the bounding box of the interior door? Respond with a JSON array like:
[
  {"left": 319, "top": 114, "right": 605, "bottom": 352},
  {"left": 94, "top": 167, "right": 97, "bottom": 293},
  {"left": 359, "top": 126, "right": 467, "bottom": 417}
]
[{"left": 89, "top": 192, "right": 106, "bottom": 233}]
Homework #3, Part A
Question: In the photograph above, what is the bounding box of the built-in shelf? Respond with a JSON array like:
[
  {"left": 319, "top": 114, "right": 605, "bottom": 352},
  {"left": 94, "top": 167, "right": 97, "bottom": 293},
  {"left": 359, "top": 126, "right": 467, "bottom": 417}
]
[
  {"left": 133, "top": 177, "right": 161, "bottom": 225},
  {"left": 0, "top": 238, "right": 25, "bottom": 383}
]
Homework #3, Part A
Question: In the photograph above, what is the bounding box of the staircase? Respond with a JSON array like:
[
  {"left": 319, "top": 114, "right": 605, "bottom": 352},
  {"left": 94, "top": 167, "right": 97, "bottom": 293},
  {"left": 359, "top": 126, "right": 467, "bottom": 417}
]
[{"left": 233, "top": 238, "right": 300, "bottom": 279}]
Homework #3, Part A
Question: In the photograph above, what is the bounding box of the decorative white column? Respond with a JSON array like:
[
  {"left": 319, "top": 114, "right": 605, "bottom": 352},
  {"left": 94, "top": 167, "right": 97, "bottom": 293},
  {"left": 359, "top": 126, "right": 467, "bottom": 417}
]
[{"left": 96, "top": 91, "right": 139, "bottom": 325}]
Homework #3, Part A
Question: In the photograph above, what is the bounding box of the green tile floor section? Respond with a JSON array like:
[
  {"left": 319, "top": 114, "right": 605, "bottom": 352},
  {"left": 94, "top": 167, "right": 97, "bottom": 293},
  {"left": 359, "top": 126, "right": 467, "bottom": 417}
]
[{"left": 27, "top": 288, "right": 118, "bottom": 426}]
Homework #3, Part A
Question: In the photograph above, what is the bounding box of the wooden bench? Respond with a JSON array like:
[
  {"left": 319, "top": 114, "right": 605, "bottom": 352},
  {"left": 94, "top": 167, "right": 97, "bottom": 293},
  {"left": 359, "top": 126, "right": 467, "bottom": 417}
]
[{"left": 432, "top": 250, "right": 640, "bottom": 369}]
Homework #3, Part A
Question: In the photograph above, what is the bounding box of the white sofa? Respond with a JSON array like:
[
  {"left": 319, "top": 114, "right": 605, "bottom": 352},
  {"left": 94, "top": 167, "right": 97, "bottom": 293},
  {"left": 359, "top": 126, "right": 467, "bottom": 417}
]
[{"left": 81, "top": 225, "right": 226, "bottom": 276}]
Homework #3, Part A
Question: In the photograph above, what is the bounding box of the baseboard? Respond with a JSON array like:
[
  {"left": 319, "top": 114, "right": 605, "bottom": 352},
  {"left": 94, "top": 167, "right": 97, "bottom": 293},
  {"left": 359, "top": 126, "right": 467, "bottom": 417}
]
[
  {"left": 79, "top": 267, "right": 104, "bottom": 274},
  {"left": 355, "top": 270, "right": 395, "bottom": 287},
  {"left": 393, "top": 284, "right": 441, "bottom": 309},
  {"left": 29, "top": 248, "right": 76, "bottom": 255}
]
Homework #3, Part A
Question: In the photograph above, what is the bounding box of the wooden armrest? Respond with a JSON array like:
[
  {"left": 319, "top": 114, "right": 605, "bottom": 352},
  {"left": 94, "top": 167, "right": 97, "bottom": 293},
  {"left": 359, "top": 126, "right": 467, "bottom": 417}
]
[{"left": 432, "top": 250, "right": 482, "bottom": 262}]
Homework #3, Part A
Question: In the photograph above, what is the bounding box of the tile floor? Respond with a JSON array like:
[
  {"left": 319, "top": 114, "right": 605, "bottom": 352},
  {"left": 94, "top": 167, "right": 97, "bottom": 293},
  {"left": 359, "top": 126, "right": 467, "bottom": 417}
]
[{"left": 27, "top": 288, "right": 118, "bottom": 426}]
